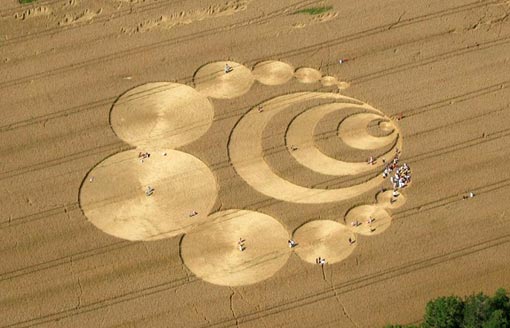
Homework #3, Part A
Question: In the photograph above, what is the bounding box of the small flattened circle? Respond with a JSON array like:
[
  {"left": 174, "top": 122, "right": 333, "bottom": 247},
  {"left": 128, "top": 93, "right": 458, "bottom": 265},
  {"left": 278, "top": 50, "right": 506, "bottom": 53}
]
[
  {"left": 344, "top": 205, "right": 392, "bottom": 235},
  {"left": 181, "top": 209, "right": 291, "bottom": 286},
  {"left": 379, "top": 121, "right": 395, "bottom": 133},
  {"left": 294, "top": 67, "right": 322, "bottom": 84},
  {"left": 110, "top": 82, "right": 214, "bottom": 149},
  {"left": 293, "top": 220, "right": 356, "bottom": 264},
  {"left": 338, "top": 113, "right": 397, "bottom": 150},
  {"left": 252, "top": 60, "right": 294, "bottom": 85},
  {"left": 79, "top": 150, "right": 217, "bottom": 241},
  {"left": 320, "top": 76, "right": 338, "bottom": 87},
  {"left": 376, "top": 190, "right": 406, "bottom": 209},
  {"left": 193, "top": 61, "right": 254, "bottom": 99},
  {"left": 337, "top": 81, "right": 351, "bottom": 90}
]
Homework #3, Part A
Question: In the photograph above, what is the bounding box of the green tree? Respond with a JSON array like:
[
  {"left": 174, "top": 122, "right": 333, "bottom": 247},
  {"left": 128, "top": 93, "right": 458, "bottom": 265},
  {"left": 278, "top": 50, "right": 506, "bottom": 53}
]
[
  {"left": 422, "top": 296, "right": 464, "bottom": 328},
  {"left": 482, "top": 310, "right": 508, "bottom": 328},
  {"left": 385, "top": 289, "right": 510, "bottom": 328},
  {"left": 463, "top": 293, "right": 492, "bottom": 327},
  {"left": 489, "top": 288, "right": 510, "bottom": 316}
]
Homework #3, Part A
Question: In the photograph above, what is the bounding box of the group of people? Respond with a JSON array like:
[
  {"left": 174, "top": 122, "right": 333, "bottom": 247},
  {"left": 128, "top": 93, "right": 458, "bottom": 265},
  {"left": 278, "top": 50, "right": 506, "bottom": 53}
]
[
  {"left": 138, "top": 151, "right": 150, "bottom": 163},
  {"left": 381, "top": 149, "right": 401, "bottom": 178},
  {"left": 236, "top": 239, "right": 297, "bottom": 252},
  {"left": 463, "top": 192, "right": 475, "bottom": 200},
  {"left": 351, "top": 216, "right": 377, "bottom": 233},
  {"left": 140, "top": 151, "right": 153, "bottom": 196},
  {"left": 238, "top": 238, "right": 246, "bottom": 251},
  {"left": 391, "top": 162, "right": 411, "bottom": 190},
  {"left": 351, "top": 217, "right": 374, "bottom": 225},
  {"left": 380, "top": 149, "right": 412, "bottom": 198},
  {"left": 316, "top": 257, "right": 326, "bottom": 265},
  {"left": 145, "top": 186, "right": 154, "bottom": 196}
]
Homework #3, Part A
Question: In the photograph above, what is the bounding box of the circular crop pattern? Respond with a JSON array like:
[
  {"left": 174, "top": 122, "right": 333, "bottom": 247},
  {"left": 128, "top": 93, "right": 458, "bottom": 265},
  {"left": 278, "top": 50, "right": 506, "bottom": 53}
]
[
  {"left": 338, "top": 113, "right": 397, "bottom": 150},
  {"left": 252, "top": 60, "right": 295, "bottom": 85},
  {"left": 344, "top": 205, "right": 392, "bottom": 236},
  {"left": 79, "top": 60, "right": 412, "bottom": 286},
  {"left": 193, "top": 61, "right": 254, "bottom": 99},
  {"left": 376, "top": 189, "right": 407, "bottom": 209},
  {"left": 228, "top": 92, "right": 401, "bottom": 203},
  {"left": 320, "top": 76, "right": 339, "bottom": 87},
  {"left": 294, "top": 67, "right": 322, "bottom": 83},
  {"left": 181, "top": 210, "right": 290, "bottom": 286},
  {"left": 110, "top": 82, "right": 214, "bottom": 149},
  {"left": 80, "top": 150, "right": 217, "bottom": 241},
  {"left": 286, "top": 103, "right": 398, "bottom": 176},
  {"left": 293, "top": 220, "right": 356, "bottom": 264}
]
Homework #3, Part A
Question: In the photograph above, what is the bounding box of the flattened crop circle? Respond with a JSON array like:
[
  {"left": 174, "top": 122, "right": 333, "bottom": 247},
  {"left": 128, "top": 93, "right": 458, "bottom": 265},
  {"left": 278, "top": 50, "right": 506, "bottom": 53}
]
[
  {"left": 80, "top": 149, "right": 217, "bottom": 241},
  {"left": 110, "top": 82, "right": 214, "bottom": 149},
  {"left": 181, "top": 209, "right": 290, "bottom": 286}
]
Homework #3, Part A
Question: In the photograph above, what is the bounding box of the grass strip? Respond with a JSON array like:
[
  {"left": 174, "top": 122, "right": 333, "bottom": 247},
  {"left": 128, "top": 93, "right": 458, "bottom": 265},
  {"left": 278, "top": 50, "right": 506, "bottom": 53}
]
[{"left": 293, "top": 6, "right": 332, "bottom": 15}]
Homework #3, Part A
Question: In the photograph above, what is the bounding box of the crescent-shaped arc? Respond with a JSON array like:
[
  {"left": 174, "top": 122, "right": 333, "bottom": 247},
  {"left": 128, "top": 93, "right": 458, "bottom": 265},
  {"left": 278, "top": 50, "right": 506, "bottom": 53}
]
[
  {"left": 229, "top": 92, "right": 400, "bottom": 204},
  {"left": 338, "top": 113, "right": 397, "bottom": 150},
  {"left": 286, "top": 103, "right": 401, "bottom": 176}
]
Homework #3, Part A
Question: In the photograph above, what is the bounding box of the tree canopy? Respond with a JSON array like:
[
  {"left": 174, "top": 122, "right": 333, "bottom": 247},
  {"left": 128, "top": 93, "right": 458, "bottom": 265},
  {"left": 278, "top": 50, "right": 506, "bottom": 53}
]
[{"left": 385, "top": 288, "right": 510, "bottom": 328}]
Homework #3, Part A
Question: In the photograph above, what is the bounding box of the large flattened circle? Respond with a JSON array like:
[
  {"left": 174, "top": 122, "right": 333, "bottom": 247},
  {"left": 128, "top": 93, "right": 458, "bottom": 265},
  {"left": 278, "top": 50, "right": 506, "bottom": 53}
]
[
  {"left": 181, "top": 209, "right": 290, "bottom": 286},
  {"left": 252, "top": 60, "right": 294, "bottom": 85},
  {"left": 110, "top": 82, "right": 214, "bottom": 149},
  {"left": 344, "top": 205, "right": 392, "bottom": 235},
  {"left": 194, "top": 61, "right": 254, "bottom": 99},
  {"left": 293, "top": 220, "right": 356, "bottom": 264},
  {"left": 79, "top": 149, "right": 217, "bottom": 241}
]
